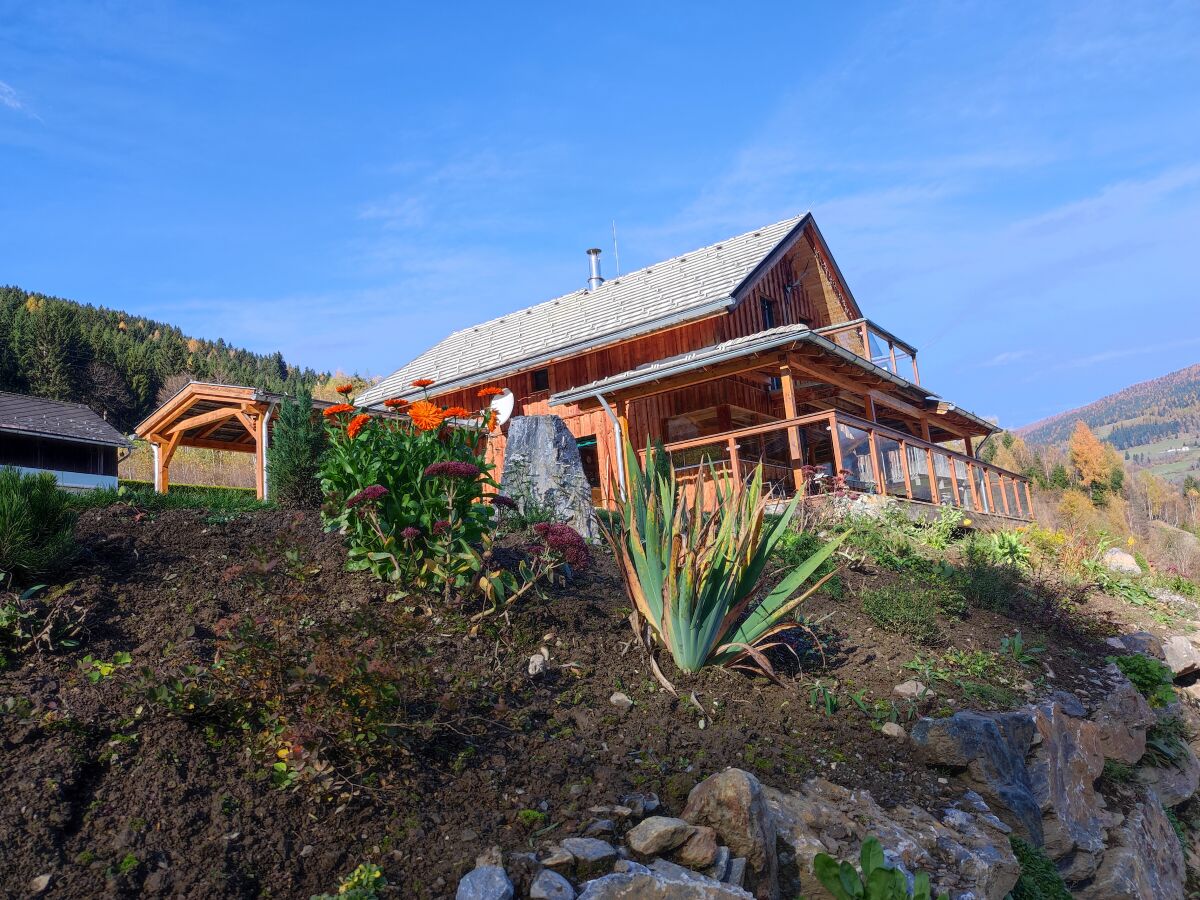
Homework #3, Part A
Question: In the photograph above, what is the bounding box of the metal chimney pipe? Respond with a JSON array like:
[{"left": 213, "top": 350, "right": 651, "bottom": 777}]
[{"left": 586, "top": 248, "right": 604, "bottom": 290}]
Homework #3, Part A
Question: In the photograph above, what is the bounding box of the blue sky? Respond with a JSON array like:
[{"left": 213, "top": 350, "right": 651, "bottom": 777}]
[{"left": 1, "top": 2, "right": 1197, "bottom": 428}]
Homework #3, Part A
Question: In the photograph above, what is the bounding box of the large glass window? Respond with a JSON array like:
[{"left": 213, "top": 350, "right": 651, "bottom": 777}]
[
  {"left": 868, "top": 332, "right": 894, "bottom": 373},
  {"left": 906, "top": 443, "right": 933, "bottom": 501},
  {"left": 876, "top": 435, "right": 907, "bottom": 497},
  {"left": 954, "top": 459, "right": 974, "bottom": 510},
  {"left": 932, "top": 451, "right": 955, "bottom": 503},
  {"left": 836, "top": 424, "right": 877, "bottom": 493},
  {"left": 972, "top": 466, "right": 991, "bottom": 513},
  {"left": 1006, "top": 480, "right": 1022, "bottom": 517},
  {"left": 893, "top": 348, "right": 916, "bottom": 383}
]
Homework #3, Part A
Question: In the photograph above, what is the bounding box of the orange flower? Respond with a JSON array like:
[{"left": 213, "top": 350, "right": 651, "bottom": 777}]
[
  {"left": 383, "top": 397, "right": 410, "bottom": 409},
  {"left": 335, "top": 383, "right": 354, "bottom": 395},
  {"left": 346, "top": 413, "right": 371, "bottom": 439},
  {"left": 477, "top": 387, "right": 504, "bottom": 399},
  {"left": 411, "top": 378, "right": 436, "bottom": 388},
  {"left": 443, "top": 405, "right": 471, "bottom": 419},
  {"left": 323, "top": 403, "right": 355, "bottom": 417},
  {"left": 407, "top": 400, "right": 445, "bottom": 431},
  {"left": 487, "top": 410, "right": 498, "bottom": 432}
]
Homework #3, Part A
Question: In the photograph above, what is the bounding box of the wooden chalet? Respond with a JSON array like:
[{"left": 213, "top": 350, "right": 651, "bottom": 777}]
[{"left": 358, "top": 213, "right": 1033, "bottom": 519}]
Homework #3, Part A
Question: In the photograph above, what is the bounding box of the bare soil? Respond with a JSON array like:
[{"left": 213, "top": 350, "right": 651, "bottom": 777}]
[{"left": 0, "top": 507, "right": 1118, "bottom": 899}]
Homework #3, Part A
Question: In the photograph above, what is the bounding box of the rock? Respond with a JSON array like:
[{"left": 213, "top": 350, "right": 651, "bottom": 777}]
[
  {"left": 456, "top": 865, "right": 515, "bottom": 900},
  {"left": 911, "top": 710, "right": 1042, "bottom": 844},
  {"left": 500, "top": 415, "right": 598, "bottom": 540},
  {"left": 893, "top": 680, "right": 933, "bottom": 700},
  {"left": 584, "top": 818, "right": 616, "bottom": 837},
  {"left": 725, "top": 859, "right": 747, "bottom": 888},
  {"left": 1137, "top": 742, "right": 1200, "bottom": 807},
  {"left": 881, "top": 722, "right": 906, "bottom": 740},
  {"left": 576, "top": 867, "right": 753, "bottom": 898},
  {"left": 681, "top": 769, "right": 779, "bottom": 900},
  {"left": 506, "top": 852, "right": 544, "bottom": 894},
  {"left": 530, "top": 869, "right": 577, "bottom": 900},
  {"left": 29, "top": 874, "right": 51, "bottom": 894},
  {"left": 672, "top": 825, "right": 719, "bottom": 869},
  {"left": 703, "top": 846, "right": 731, "bottom": 881},
  {"left": 620, "top": 792, "right": 659, "bottom": 818},
  {"left": 591, "top": 804, "right": 635, "bottom": 819},
  {"left": 1074, "top": 791, "right": 1186, "bottom": 900},
  {"left": 609, "top": 692, "right": 633, "bottom": 712},
  {"left": 476, "top": 845, "right": 504, "bottom": 867},
  {"left": 1108, "top": 631, "right": 1164, "bottom": 659},
  {"left": 560, "top": 837, "right": 617, "bottom": 877},
  {"left": 1102, "top": 547, "right": 1142, "bottom": 575},
  {"left": 612, "top": 859, "right": 651, "bottom": 874},
  {"left": 542, "top": 845, "right": 575, "bottom": 873},
  {"left": 1162, "top": 636, "right": 1200, "bottom": 677},
  {"left": 529, "top": 653, "right": 549, "bottom": 676},
  {"left": 1027, "top": 699, "right": 1114, "bottom": 859},
  {"left": 765, "top": 778, "right": 1020, "bottom": 900},
  {"left": 626, "top": 816, "right": 694, "bottom": 856},
  {"left": 1092, "top": 678, "right": 1155, "bottom": 764}
]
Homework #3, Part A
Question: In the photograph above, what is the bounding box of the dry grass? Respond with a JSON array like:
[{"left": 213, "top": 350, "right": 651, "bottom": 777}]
[{"left": 119, "top": 441, "right": 257, "bottom": 489}]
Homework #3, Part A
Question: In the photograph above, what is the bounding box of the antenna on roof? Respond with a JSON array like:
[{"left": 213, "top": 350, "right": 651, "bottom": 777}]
[{"left": 612, "top": 220, "right": 621, "bottom": 277}]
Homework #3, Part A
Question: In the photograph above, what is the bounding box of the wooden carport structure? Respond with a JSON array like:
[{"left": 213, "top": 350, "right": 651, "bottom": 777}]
[{"left": 134, "top": 382, "right": 324, "bottom": 500}]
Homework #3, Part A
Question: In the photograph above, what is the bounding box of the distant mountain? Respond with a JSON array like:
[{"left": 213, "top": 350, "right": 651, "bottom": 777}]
[
  {"left": 0, "top": 286, "right": 326, "bottom": 431},
  {"left": 1019, "top": 363, "right": 1200, "bottom": 483}
]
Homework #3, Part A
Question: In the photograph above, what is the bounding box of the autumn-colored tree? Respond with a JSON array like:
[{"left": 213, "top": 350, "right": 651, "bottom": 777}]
[
  {"left": 1068, "top": 421, "right": 1112, "bottom": 496},
  {"left": 1057, "top": 488, "right": 1095, "bottom": 531}
]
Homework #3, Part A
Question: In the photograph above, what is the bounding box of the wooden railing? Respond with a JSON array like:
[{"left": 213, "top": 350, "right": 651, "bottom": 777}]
[{"left": 651, "top": 410, "right": 1033, "bottom": 519}]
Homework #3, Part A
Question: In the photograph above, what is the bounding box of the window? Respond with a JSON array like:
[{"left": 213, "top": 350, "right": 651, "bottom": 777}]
[
  {"left": 531, "top": 368, "right": 549, "bottom": 391},
  {"left": 760, "top": 297, "right": 777, "bottom": 329},
  {"left": 576, "top": 436, "right": 600, "bottom": 488}
]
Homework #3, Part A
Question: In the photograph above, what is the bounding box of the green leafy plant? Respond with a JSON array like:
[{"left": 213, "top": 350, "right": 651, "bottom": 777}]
[
  {"left": 310, "top": 862, "right": 386, "bottom": 900},
  {"left": 989, "top": 530, "right": 1031, "bottom": 568},
  {"left": 1009, "top": 837, "right": 1071, "bottom": 899},
  {"left": 809, "top": 680, "right": 839, "bottom": 715},
  {"left": 267, "top": 386, "right": 327, "bottom": 508},
  {"left": 1143, "top": 716, "right": 1189, "bottom": 768},
  {"left": 603, "top": 440, "right": 846, "bottom": 678},
  {"left": 1109, "top": 653, "right": 1176, "bottom": 707},
  {"left": 812, "top": 836, "right": 947, "bottom": 900},
  {"left": 1000, "top": 631, "right": 1043, "bottom": 666},
  {"left": 79, "top": 651, "right": 132, "bottom": 683},
  {"left": 0, "top": 467, "right": 77, "bottom": 586}
]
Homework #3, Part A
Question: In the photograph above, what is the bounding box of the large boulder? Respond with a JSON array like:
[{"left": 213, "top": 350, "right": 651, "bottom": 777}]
[
  {"left": 500, "top": 415, "right": 598, "bottom": 540},
  {"left": 1136, "top": 742, "right": 1200, "bottom": 808},
  {"left": 910, "top": 710, "right": 1042, "bottom": 843},
  {"left": 577, "top": 865, "right": 752, "bottom": 899},
  {"left": 765, "top": 778, "right": 1020, "bottom": 900},
  {"left": 1073, "top": 791, "right": 1186, "bottom": 900},
  {"left": 1091, "top": 679, "right": 1155, "bottom": 765},
  {"left": 1102, "top": 547, "right": 1142, "bottom": 576},
  {"left": 1161, "top": 636, "right": 1200, "bottom": 677},
  {"left": 681, "top": 769, "right": 778, "bottom": 900}
]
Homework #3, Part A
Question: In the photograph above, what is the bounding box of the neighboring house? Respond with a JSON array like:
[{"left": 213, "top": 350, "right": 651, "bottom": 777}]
[
  {"left": 359, "top": 213, "right": 1033, "bottom": 518},
  {"left": 0, "top": 391, "right": 132, "bottom": 490}
]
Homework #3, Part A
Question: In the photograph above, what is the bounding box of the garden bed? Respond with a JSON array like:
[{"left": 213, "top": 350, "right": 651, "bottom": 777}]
[{"left": 0, "top": 506, "right": 1118, "bottom": 898}]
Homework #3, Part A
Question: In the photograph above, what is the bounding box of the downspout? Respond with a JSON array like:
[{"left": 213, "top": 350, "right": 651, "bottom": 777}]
[{"left": 595, "top": 393, "right": 626, "bottom": 501}]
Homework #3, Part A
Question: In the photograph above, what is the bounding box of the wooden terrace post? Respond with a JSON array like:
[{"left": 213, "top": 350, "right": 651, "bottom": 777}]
[
  {"left": 925, "top": 447, "right": 938, "bottom": 503},
  {"left": 948, "top": 457, "right": 962, "bottom": 507},
  {"left": 911, "top": 355, "right": 921, "bottom": 386},
  {"left": 866, "top": 429, "right": 883, "bottom": 495},
  {"left": 967, "top": 463, "right": 982, "bottom": 511},
  {"left": 998, "top": 474, "right": 1012, "bottom": 517},
  {"left": 1025, "top": 481, "right": 1034, "bottom": 520},
  {"left": 253, "top": 406, "right": 266, "bottom": 501},
  {"left": 898, "top": 440, "right": 913, "bottom": 499},
  {"left": 828, "top": 414, "right": 844, "bottom": 476},
  {"left": 964, "top": 435, "right": 974, "bottom": 457},
  {"left": 779, "top": 358, "right": 805, "bottom": 493},
  {"left": 726, "top": 437, "right": 741, "bottom": 483}
]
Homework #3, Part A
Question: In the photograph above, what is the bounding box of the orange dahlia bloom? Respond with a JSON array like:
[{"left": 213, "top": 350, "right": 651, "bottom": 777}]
[
  {"left": 407, "top": 400, "right": 445, "bottom": 431},
  {"left": 411, "top": 378, "right": 436, "bottom": 388},
  {"left": 335, "top": 383, "right": 354, "bottom": 395},
  {"left": 477, "top": 387, "right": 504, "bottom": 399},
  {"left": 323, "top": 403, "right": 355, "bottom": 417},
  {"left": 383, "top": 397, "right": 410, "bottom": 409},
  {"left": 346, "top": 413, "right": 371, "bottom": 439},
  {"left": 443, "top": 405, "right": 471, "bottom": 419},
  {"left": 487, "top": 410, "right": 498, "bottom": 432}
]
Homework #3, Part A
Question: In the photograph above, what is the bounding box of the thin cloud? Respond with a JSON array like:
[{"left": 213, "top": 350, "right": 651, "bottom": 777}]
[{"left": 983, "top": 350, "right": 1033, "bottom": 367}]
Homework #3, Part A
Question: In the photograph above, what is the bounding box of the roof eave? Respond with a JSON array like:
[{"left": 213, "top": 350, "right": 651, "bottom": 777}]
[{"left": 0, "top": 424, "right": 132, "bottom": 449}]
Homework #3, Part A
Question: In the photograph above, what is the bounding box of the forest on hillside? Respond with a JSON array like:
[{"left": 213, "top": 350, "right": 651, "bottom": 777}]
[
  {"left": 1021, "top": 363, "right": 1200, "bottom": 447},
  {"left": 0, "top": 286, "right": 327, "bottom": 431}
]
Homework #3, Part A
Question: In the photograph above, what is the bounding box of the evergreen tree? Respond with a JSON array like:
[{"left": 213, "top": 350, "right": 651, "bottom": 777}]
[{"left": 267, "top": 387, "right": 326, "bottom": 508}]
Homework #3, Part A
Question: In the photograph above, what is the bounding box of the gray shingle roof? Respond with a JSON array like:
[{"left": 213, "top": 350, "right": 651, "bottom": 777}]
[
  {"left": 356, "top": 214, "right": 809, "bottom": 406},
  {"left": 0, "top": 391, "right": 132, "bottom": 447}
]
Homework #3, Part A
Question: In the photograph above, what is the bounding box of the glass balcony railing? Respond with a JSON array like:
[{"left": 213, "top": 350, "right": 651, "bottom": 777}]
[{"left": 817, "top": 319, "right": 920, "bottom": 385}]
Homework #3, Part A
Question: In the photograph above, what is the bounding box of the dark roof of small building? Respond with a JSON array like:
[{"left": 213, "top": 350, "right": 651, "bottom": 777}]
[{"left": 0, "top": 391, "right": 132, "bottom": 448}]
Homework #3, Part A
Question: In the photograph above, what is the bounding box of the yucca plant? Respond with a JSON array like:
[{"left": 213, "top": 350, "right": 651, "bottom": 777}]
[{"left": 603, "top": 440, "right": 846, "bottom": 678}]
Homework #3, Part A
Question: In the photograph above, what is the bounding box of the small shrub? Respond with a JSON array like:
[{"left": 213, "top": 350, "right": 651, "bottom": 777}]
[
  {"left": 989, "top": 530, "right": 1032, "bottom": 568},
  {"left": 813, "top": 836, "right": 947, "bottom": 900},
  {"left": 1144, "top": 716, "right": 1189, "bottom": 768},
  {"left": 0, "top": 468, "right": 77, "bottom": 586},
  {"left": 1009, "top": 837, "right": 1071, "bottom": 899},
  {"left": 267, "top": 387, "right": 327, "bottom": 509},
  {"left": 1163, "top": 805, "right": 1187, "bottom": 853},
  {"left": 861, "top": 581, "right": 950, "bottom": 646},
  {"left": 1101, "top": 758, "right": 1134, "bottom": 784},
  {"left": 1109, "top": 654, "right": 1176, "bottom": 708}
]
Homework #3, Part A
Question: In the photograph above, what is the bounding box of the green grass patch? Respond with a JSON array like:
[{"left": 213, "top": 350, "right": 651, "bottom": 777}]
[{"left": 1009, "top": 837, "right": 1071, "bottom": 900}]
